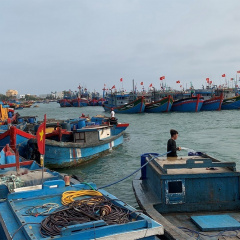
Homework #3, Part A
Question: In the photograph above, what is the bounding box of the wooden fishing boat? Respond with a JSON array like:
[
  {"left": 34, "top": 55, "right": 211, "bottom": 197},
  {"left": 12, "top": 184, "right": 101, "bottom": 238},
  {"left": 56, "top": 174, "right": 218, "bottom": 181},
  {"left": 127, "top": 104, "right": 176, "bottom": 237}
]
[
  {"left": 103, "top": 95, "right": 145, "bottom": 114},
  {"left": 0, "top": 178, "right": 164, "bottom": 240},
  {"left": 0, "top": 119, "right": 129, "bottom": 168},
  {"left": 145, "top": 95, "right": 173, "bottom": 113},
  {"left": 133, "top": 152, "right": 240, "bottom": 239},
  {"left": 171, "top": 94, "right": 204, "bottom": 112},
  {"left": 71, "top": 97, "right": 89, "bottom": 107},
  {"left": 201, "top": 95, "right": 223, "bottom": 111},
  {"left": 221, "top": 95, "right": 240, "bottom": 110},
  {"left": 59, "top": 98, "right": 72, "bottom": 107}
]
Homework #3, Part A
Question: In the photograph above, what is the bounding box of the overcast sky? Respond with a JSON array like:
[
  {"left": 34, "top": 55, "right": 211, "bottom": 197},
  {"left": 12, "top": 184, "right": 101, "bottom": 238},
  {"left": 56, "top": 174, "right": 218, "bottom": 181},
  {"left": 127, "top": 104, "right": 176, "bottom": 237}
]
[{"left": 1, "top": 0, "right": 240, "bottom": 95}]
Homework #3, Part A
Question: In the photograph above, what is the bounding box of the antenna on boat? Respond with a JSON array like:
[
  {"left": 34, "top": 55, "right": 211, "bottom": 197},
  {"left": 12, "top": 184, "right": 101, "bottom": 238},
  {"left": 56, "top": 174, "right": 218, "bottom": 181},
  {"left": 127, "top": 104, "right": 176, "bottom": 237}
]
[{"left": 132, "top": 79, "right": 135, "bottom": 94}]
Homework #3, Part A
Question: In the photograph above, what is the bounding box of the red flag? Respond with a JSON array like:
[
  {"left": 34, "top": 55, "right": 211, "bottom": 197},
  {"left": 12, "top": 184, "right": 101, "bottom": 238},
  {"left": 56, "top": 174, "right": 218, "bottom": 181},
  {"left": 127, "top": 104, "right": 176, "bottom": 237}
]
[
  {"left": 37, "top": 114, "right": 46, "bottom": 155},
  {"left": 230, "top": 78, "right": 234, "bottom": 81},
  {"left": 209, "top": 81, "right": 212, "bottom": 84},
  {"left": 162, "top": 76, "right": 165, "bottom": 79},
  {"left": 180, "top": 85, "right": 182, "bottom": 88},
  {"left": 222, "top": 74, "right": 225, "bottom": 77},
  {"left": 112, "top": 85, "right": 115, "bottom": 89},
  {"left": 160, "top": 77, "right": 163, "bottom": 80},
  {"left": 206, "top": 78, "right": 210, "bottom": 83},
  {"left": 237, "top": 71, "right": 240, "bottom": 73},
  {"left": 176, "top": 80, "right": 180, "bottom": 83},
  {"left": 120, "top": 78, "right": 123, "bottom": 82},
  {"left": 149, "top": 83, "right": 152, "bottom": 87},
  {"left": 140, "top": 82, "right": 143, "bottom": 85}
]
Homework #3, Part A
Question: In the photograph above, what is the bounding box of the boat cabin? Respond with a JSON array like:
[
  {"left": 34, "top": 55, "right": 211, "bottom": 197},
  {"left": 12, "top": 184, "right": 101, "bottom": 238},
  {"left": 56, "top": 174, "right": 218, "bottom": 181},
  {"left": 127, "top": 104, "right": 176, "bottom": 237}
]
[{"left": 141, "top": 154, "right": 239, "bottom": 214}]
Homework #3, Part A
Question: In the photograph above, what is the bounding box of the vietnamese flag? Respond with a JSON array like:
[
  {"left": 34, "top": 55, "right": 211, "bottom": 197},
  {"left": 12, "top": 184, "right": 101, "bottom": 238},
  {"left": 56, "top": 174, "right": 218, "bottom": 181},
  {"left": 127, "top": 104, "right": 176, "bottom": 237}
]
[
  {"left": 120, "top": 78, "right": 123, "bottom": 82},
  {"left": 222, "top": 74, "right": 225, "bottom": 77},
  {"left": 162, "top": 76, "right": 165, "bottom": 79},
  {"left": 176, "top": 80, "right": 180, "bottom": 84},
  {"left": 237, "top": 71, "right": 240, "bottom": 73},
  {"left": 160, "top": 77, "right": 163, "bottom": 80},
  {"left": 209, "top": 81, "right": 212, "bottom": 84},
  {"left": 206, "top": 78, "right": 210, "bottom": 83},
  {"left": 112, "top": 85, "right": 116, "bottom": 89},
  {"left": 149, "top": 83, "right": 153, "bottom": 87},
  {"left": 140, "top": 82, "right": 143, "bottom": 85},
  {"left": 37, "top": 114, "right": 46, "bottom": 155}
]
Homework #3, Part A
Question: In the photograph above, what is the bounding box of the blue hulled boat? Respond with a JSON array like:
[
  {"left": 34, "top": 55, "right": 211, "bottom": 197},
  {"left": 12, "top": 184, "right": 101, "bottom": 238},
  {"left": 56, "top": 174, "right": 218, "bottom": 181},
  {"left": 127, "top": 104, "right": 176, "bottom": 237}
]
[
  {"left": 103, "top": 94, "right": 145, "bottom": 113},
  {"left": 133, "top": 152, "right": 240, "bottom": 239},
  {"left": 201, "top": 95, "right": 223, "bottom": 111},
  {"left": 71, "top": 98, "right": 89, "bottom": 107},
  {"left": 0, "top": 179, "right": 164, "bottom": 240},
  {"left": 171, "top": 94, "right": 204, "bottom": 112},
  {"left": 145, "top": 95, "right": 173, "bottom": 113},
  {"left": 221, "top": 95, "right": 240, "bottom": 110},
  {"left": 59, "top": 98, "right": 72, "bottom": 107},
  {"left": 0, "top": 119, "right": 129, "bottom": 168}
]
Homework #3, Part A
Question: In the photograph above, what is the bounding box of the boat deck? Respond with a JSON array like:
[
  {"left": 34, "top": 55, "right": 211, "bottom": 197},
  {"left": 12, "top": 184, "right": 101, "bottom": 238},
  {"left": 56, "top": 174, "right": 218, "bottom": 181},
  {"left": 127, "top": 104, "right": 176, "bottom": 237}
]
[
  {"left": 153, "top": 156, "right": 235, "bottom": 175},
  {"left": 163, "top": 211, "right": 240, "bottom": 240}
]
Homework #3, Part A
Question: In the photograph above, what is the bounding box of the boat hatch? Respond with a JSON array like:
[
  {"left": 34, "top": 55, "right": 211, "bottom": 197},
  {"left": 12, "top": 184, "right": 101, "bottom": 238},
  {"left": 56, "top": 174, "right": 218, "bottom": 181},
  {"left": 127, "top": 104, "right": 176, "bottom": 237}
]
[{"left": 165, "top": 180, "right": 185, "bottom": 204}]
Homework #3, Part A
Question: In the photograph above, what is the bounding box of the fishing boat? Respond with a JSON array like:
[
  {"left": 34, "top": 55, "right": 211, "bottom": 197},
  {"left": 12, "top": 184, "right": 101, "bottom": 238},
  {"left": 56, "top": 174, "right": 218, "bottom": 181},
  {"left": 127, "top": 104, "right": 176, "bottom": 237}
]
[
  {"left": 103, "top": 94, "right": 145, "bottom": 114},
  {"left": 0, "top": 178, "right": 164, "bottom": 240},
  {"left": 201, "top": 95, "right": 223, "bottom": 111},
  {"left": 171, "top": 94, "right": 204, "bottom": 112},
  {"left": 0, "top": 118, "right": 129, "bottom": 168},
  {"left": 133, "top": 152, "right": 240, "bottom": 239},
  {"left": 0, "top": 144, "right": 73, "bottom": 199},
  {"left": 71, "top": 98, "right": 89, "bottom": 107},
  {"left": 221, "top": 95, "right": 240, "bottom": 110},
  {"left": 145, "top": 95, "right": 173, "bottom": 113},
  {"left": 59, "top": 98, "right": 72, "bottom": 107}
]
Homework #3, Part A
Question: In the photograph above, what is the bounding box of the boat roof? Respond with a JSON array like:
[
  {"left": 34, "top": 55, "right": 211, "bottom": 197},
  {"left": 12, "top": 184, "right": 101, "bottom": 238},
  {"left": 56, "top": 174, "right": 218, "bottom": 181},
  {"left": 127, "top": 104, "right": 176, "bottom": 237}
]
[{"left": 151, "top": 155, "right": 236, "bottom": 175}]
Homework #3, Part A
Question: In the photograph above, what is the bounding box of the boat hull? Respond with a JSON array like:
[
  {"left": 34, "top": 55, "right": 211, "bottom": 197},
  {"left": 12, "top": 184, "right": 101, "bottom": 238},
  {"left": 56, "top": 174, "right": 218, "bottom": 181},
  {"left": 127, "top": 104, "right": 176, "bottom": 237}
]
[
  {"left": 72, "top": 98, "right": 89, "bottom": 107},
  {"left": 145, "top": 96, "right": 173, "bottom": 113},
  {"left": 43, "top": 133, "right": 124, "bottom": 168},
  {"left": 171, "top": 96, "right": 203, "bottom": 112},
  {"left": 59, "top": 99, "right": 72, "bottom": 107},
  {"left": 103, "top": 97, "right": 145, "bottom": 113},
  {"left": 201, "top": 96, "right": 223, "bottom": 111},
  {"left": 221, "top": 95, "right": 240, "bottom": 110}
]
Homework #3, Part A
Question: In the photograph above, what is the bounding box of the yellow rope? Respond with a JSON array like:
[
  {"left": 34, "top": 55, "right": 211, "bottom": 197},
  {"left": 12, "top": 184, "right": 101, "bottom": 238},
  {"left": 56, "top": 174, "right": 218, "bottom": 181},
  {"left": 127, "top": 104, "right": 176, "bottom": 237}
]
[{"left": 61, "top": 190, "right": 103, "bottom": 205}]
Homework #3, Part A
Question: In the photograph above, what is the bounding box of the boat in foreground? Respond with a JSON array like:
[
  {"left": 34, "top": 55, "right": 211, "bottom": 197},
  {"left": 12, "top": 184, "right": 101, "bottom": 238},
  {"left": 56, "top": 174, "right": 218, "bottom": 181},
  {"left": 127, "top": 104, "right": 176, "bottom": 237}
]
[
  {"left": 0, "top": 117, "right": 129, "bottom": 168},
  {"left": 145, "top": 95, "right": 173, "bottom": 113},
  {"left": 0, "top": 179, "right": 164, "bottom": 240},
  {"left": 133, "top": 152, "right": 240, "bottom": 239}
]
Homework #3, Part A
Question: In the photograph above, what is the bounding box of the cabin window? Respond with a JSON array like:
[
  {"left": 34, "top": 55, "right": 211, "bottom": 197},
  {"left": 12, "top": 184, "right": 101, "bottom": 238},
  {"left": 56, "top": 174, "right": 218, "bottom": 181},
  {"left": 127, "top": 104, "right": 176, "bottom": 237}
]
[{"left": 168, "top": 181, "right": 183, "bottom": 194}]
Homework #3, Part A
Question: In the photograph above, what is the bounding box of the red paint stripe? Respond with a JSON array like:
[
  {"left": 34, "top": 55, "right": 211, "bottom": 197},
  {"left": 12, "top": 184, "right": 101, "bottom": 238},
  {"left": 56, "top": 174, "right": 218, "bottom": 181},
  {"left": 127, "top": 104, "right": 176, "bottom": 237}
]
[
  {"left": 173, "top": 100, "right": 204, "bottom": 107},
  {"left": 116, "top": 123, "right": 129, "bottom": 128},
  {"left": 139, "top": 96, "right": 144, "bottom": 113},
  {"left": 0, "top": 160, "right": 33, "bottom": 169}
]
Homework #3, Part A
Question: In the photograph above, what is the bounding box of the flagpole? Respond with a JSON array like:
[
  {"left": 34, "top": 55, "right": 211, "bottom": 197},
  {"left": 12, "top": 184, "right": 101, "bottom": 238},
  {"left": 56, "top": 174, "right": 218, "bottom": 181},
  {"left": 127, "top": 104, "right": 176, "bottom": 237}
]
[{"left": 41, "top": 114, "right": 46, "bottom": 185}]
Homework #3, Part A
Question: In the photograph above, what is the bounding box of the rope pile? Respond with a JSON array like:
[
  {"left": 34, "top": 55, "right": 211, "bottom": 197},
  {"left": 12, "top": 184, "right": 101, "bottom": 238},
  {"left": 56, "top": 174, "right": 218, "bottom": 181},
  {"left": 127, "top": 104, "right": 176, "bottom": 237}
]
[{"left": 40, "top": 196, "right": 131, "bottom": 237}]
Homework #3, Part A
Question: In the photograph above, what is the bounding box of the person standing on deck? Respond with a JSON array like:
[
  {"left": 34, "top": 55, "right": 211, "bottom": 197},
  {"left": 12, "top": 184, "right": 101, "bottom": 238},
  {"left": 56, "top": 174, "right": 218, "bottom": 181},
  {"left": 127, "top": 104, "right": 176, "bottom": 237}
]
[
  {"left": 167, "top": 129, "right": 181, "bottom": 157},
  {"left": 110, "top": 108, "right": 115, "bottom": 119}
]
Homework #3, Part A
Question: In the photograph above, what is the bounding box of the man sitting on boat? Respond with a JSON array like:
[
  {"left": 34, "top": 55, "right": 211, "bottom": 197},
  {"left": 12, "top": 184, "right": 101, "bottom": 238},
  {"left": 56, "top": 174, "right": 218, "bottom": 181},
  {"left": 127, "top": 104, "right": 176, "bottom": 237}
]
[{"left": 167, "top": 129, "right": 181, "bottom": 157}]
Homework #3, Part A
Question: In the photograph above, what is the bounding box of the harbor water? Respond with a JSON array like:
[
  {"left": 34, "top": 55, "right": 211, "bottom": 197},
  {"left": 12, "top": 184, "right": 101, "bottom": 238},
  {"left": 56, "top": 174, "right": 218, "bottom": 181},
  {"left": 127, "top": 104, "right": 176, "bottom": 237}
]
[{"left": 20, "top": 102, "right": 240, "bottom": 208}]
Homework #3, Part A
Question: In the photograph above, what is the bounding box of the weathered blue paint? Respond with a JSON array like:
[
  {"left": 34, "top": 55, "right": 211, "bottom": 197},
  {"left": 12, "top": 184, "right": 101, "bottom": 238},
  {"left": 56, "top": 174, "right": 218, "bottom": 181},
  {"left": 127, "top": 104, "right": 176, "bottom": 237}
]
[
  {"left": 44, "top": 135, "right": 124, "bottom": 168},
  {"left": 191, "top": 215, "right": 240, "bottom": 231},
  {"left": 0, "top": 180, "right": 164, "bottom": 239},
  {"left": 133, "top": 153, "right": 240, "bottom": 239}
]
